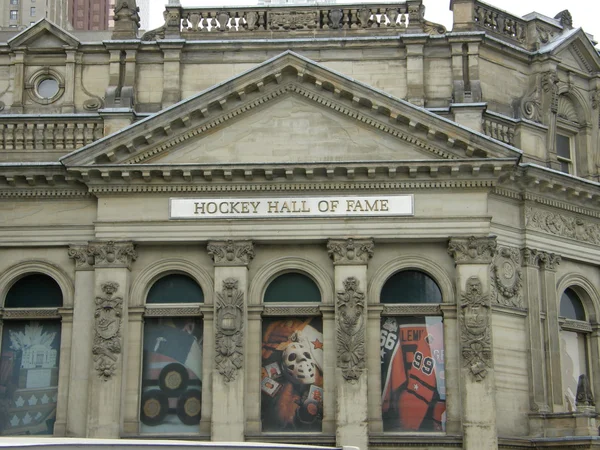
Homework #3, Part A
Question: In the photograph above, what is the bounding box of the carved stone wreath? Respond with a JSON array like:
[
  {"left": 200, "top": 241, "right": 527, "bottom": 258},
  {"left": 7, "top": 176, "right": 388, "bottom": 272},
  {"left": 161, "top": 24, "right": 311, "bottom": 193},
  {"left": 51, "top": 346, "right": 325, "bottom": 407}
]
[
  {"left": 490, "top": 246, "right": 523, "bottom": 308},
  {"left": 215, "top": 278, "right": 244, "bottom": 382},
  {"left": 336, "top": 277, "right": 366, "bottom": 382},
  {"left": 92, "top": 282, "right": 123, "bottom": 380}
]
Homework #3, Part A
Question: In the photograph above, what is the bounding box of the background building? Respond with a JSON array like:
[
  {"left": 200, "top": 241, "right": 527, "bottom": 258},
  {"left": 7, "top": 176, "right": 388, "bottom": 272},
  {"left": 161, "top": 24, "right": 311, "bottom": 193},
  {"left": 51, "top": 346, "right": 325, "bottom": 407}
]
[{"left": 0, "top": 0, "right": 600, "bottom": 449}]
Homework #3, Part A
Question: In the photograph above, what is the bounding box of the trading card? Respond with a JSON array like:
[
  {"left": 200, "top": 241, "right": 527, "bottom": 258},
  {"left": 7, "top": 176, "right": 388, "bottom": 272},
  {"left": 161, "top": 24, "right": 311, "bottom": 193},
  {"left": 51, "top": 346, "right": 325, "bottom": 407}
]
[
  {"left": 261, "top": 377, "right": 282, "bottom": 397},
  {"left": 264, "top": 362, "right": 282, "bottom": 379}
]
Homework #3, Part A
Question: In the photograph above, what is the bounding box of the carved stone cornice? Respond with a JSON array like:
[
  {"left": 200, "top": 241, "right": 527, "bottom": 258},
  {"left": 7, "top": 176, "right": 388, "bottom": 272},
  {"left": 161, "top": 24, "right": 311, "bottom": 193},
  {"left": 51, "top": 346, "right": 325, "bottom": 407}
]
[
  {"left": 460, "top": 276, "right": 492, "bottom": 382},
  {"left": 490, "top": 246, "right": 523, "bottom": 308},
  {"left": 207, "top": 240, "right": 254, "bottom": 267},
  {"left": 88, "top": 241, "right": 137, "bottom": 269},
  {"left": 447, "top": 236, "right": 497, "bottom": 265},
  {"left": 538, "top": 252, "right": 561, "bottom": 271},
  {"left": 525, "top": 206, "right": 600, "bottom": 247},
  {"left": 327, "top": 238, "right": 374, "bottom": 266},
  {"left": 215, "top": 278, "right": 244, "bottom": 382},
  {"left": 336, "top": 277, "right": 366, "bottom": 382},
  {"left": 68, "top": 244, "right": 95, "bottom": 271}
]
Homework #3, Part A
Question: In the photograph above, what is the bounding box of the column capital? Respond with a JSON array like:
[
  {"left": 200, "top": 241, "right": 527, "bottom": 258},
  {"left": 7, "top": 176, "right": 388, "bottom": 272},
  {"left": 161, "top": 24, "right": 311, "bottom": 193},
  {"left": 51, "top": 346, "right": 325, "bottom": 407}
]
[
  {"left": 447, "top": 236, "right": 497, "bottom": 264},
  {"left": 68, "top": 244, "right": 95, "bottom": 271},
  {"left": 538, "top": 251, "right": 562, "bottom": 272},
  {"left": 327, "top": 238, "right": 374, "bottom": 265},
  {"left": 207, "top": 240, "right": 254, "bottom": 267},
  {"left": 88, "top": 241, "right": 137, "bottom": 269},
  {"left": 521, "top": 247, "right": 542, "bottom": 268}
]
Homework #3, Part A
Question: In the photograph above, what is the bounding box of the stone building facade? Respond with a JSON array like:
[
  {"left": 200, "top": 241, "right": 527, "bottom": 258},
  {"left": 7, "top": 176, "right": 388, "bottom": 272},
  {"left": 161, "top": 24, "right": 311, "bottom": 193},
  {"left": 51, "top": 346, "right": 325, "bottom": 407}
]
[{"left": 0, "top": 0, "right": 600, "bottom": 449}]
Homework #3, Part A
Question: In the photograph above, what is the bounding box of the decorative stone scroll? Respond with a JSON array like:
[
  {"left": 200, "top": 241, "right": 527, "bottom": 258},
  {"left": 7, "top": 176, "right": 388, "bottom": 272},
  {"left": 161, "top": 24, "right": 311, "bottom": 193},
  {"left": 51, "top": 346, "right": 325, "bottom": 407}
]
[
  {"left": 327, "top": 238, "right": 374, "bottom": 265},
  {"left": 88, "top": 241, "right": 137, "bottom": 268},
  {"left": 92, "top": 282, "right": 123, "bottom": 380},
  {"left": 336, "top": 277, "right": 366, "bottom": 382},
  {"left": 460, "top": 276, "right": 492, "bottom": 382},
  {"left": 207, "top": 240, "right": 255, "bottom": 266},
  {"left": 215, "top": 278, "right": 244, "bottom": 382},
  {"left": 525, "top": 207, "right": 600, "bottom": 246},
  {"left": 447, "top": 236, "right": 497, "bottom": 264},
  {"left": 520, "top": 82, "right": 542, "bottom": 123},
  {"left": 490, "top": 246, "right": 523, "bottom": 308}
]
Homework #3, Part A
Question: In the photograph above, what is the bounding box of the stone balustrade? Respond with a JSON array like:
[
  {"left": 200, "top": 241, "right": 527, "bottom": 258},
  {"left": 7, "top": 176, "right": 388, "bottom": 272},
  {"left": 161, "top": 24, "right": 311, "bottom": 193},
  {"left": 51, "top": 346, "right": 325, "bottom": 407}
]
[
  {"left": 482, "top": 115, "right": 515, "bottom": 146},
  {"left": 143, "top": 1, "right": 446, "bottom": 40},
  {"left": 0, "top": 118, "right": 104, "bottom": 151},
  {"left": 473, "top": 1, "right": 527, "bottom": 44}
]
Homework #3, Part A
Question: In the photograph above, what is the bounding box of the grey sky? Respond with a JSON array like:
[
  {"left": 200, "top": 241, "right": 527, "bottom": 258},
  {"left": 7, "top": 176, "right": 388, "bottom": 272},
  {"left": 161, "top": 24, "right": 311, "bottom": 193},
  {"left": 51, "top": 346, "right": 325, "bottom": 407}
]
[{"left": 148, "top": 0, "right": 600, "bottom": 46}]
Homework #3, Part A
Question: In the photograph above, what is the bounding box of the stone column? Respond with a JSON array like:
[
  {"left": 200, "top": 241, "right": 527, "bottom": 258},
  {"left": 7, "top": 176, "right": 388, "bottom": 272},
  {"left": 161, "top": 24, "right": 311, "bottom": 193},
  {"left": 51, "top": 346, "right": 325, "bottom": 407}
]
[
  {"left": 447, "top": 236, "right": 498, "bottom": 450},
  {"left": 10, "top": 51, "right": 25, "bottom": 113},
  {"left": 538, "top": 252, "right": 563, "bottom": 411},
  {"left": 86, "top": 241, "right": 137, "bottom": 438},
  {"left": 521, "top": 248, "right": 549, "bottom": 432},
  {"left": 62, "top": 50, "right": 76, "bottom": 113},
  {"left": 440, "top": 302, "right": 461, "bottom": 434},
  {"left": 53, "top": 308, "right": 73, "bottom": 436},
  {"left": 327, "top": 238, "right": 374, "bottom": 450},
  {"left": 65, "top": 244, "right": 96, "bottom": 437},
  {"left": 405, "top": 40, "right": 426, "bottom": 107},
  {"left": 207, "top": 240, "right": 255, "bottom": 441},
  {"left": 122, "top": 306, "right": 144, "bottom": 435},
  {"left": 159, "top": 41, "right": 183, "bottom": 108}
]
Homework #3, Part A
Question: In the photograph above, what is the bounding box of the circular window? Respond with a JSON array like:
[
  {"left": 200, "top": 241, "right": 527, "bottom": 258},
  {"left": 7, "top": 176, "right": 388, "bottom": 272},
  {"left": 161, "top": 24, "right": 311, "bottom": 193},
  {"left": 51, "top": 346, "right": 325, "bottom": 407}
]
[{"left": 37, "top": 78, "right": 60, "bottom": 99}]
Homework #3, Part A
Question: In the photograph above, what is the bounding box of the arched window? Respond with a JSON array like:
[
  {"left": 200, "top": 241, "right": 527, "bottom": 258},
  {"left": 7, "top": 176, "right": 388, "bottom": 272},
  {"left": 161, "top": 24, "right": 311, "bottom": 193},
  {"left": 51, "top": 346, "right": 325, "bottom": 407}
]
[
  {"left": 0, "top": 273, "right": 63, "bottom": 436},
  {"left": 555, "top": 95, "right": 582, "bottom": 175},
  {"left": 140, "top": 274, "right": 204, "bottom": 433},
  {"left": 559, "top": 287, "right": 591, "bottom": 411},
  {"left": 261, "top": 272, "right": 323, "bottom": 432},
  {"left": 380, "top": 270, "right": 446, "bottom": 432}
]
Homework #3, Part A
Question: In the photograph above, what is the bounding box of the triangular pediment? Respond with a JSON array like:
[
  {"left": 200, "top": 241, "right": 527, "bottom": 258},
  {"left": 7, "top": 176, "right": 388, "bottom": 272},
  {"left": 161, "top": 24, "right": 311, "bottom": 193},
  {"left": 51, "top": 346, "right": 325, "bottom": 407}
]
[
  {"left": 8, "top": 19, "right": 79, "bottom": 51},
  {"left": 61, "top": 51, "right": 521, "bottom": 170},
  {"left": 541, "top": 29, "right": 600, "bottom": 73}
]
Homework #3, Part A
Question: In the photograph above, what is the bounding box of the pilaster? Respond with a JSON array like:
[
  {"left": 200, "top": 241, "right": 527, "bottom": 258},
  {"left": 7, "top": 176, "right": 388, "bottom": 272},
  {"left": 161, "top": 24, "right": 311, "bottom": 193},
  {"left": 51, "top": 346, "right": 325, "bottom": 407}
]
[
  {"left": 65, "top": 244, "right": 96, "bottom": 437},
  {"left": 405, "top": 40, "right": 426, "bottom": 107},
  {"left": 62, "top": 50, "right": 76, "bottom": 113},
  {"left": 327, "top": 238, "right": 374, "bottom": 450},
  {"left": 159, "top": 41, "right": 184, "bottom": 108},
  {"left": 538, "top": 252, "right": 563, "bottom": 411},
  {"left": 86, "top": 241, "right": 137, "bottom": 438},
  {"left": 447, "top": 236, "right": 498, "bottom": 450},
  {"left": 207, "top": 240, "right": 254, "bottom": 441},
  {"left": 10, "top": 50, "right": 24, "bottom": 113}
]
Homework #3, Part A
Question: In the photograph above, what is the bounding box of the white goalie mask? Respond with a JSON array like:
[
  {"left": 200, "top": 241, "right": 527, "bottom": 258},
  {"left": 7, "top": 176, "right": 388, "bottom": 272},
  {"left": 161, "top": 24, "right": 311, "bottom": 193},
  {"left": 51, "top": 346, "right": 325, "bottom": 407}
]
[{"left": 282, "top": 341, "right": 317, "bottom": 385}]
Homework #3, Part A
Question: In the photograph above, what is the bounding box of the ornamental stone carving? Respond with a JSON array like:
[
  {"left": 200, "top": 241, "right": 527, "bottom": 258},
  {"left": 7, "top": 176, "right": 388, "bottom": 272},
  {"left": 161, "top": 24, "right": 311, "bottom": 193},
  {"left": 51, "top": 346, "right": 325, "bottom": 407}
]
[
  {"left": 68, "top": 244, "right": 95, "bottom": 270},
  {"left": 327, "top": 238, "right": 374, "bottom": 265},
  {"left": 88, "top": 241, "right": 137, "bottom": 268},
  {"left": 112, "top": 0, "right": 140, "bottom": 39},
  {"left": 460, "top": 276, "right": 492, "bottom": 382},
  {"left": 336, "top": 277, "right": 366, "bottom": 382},
  {"left": 525, "top": 207, "right": 600, "bottom": 246},
  {"left": 576, "top": 374, "right": 595, "bottom": 408},
  {"left": 447, "top": 236, "right": 497, "bottom": 264},
  {"left": 92, "top": 282, "right": 123, "bottom": 380},
  {"left": 215, "top": 278, "right": 244, "bottom": 382},
  {"left": 521, "top": 247, "right": 542, "bottom": 267},
  {"left": 520, "top": 82, "right": 542, "bottom": 123},
  {"left": 207, "top": 240, "right": 254, "bottom": 266},
  {"left": 538, "top": 252, "right": 561, "bottom": 271},
  {"left": 490, "top": 246, "right": 523, "bottom": 308}
]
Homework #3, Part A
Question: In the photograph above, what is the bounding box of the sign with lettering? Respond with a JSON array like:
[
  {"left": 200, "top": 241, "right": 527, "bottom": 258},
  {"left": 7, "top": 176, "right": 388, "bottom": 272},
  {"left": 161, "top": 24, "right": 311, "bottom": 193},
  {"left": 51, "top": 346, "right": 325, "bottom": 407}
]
[{"left": 170, "top": 195, "right": 413, "bottom": 219}]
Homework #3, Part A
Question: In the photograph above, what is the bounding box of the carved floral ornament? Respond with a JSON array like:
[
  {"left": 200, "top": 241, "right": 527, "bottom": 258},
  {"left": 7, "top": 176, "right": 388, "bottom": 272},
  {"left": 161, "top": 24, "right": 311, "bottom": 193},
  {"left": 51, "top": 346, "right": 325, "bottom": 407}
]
[
  {"left": 447, "top": 236, "right": 497, "bottom": 264},
  {"left": 69, "top": 241, "right": 137, "bottom": 269},
  {"left": 336, "top": 277, "right": 366, "bottom": 382},
  {"left": 525, "top": 207, "right": 600, "bottom": 247},
  {"left": 93, "top": 282, "right": 123, "bottom": 380},
  {"left": 490, "top": 246, "right": 523, "bottom": 308},
  {"left": 460, "top": 276, "right": 492, "bottom": 382},
  {"left": 215, "top": 278, "right": 244, "bottom": 382},
  {"left": 207, "top": 240, "right": 255, "bottom": 266},
  {"left": 327, "top": 238, "right": 374, "bottom": 265}
]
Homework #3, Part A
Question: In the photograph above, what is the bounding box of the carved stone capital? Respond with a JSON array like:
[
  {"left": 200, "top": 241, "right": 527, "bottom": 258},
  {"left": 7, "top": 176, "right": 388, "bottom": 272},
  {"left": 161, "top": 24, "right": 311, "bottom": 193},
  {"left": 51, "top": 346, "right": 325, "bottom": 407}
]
[
  {"left": 538, "top": 252, "right": 561, "bottom": 271},
  {"left": 336, "top": 277, "right": 366, "bottom": 382},
  {"left": 459, "top": 276, "right": 492, "bottom": 382},
  {"left": 215, "top": 278, "right": 244, "bottom": 382},
  {"left": 327, "top": 238, "right": 374, "bottom": 265},
  {"left": 447, "top": 236, "right": 497, "bottom": 265},
  {"left": 88, "top": 241, "right": 137, "bottom": 269},
  {"left": 68, "top": 244, "right": 95, "bottom": 270},
  {"left": 521, "top": 247, "right": 541, "bottom": 268},
  {"left": 93, "top": 282, "right": 123, "bottom": 380},
  {"left": 207, "top": 240, "right": 254, "bottom": 266}
]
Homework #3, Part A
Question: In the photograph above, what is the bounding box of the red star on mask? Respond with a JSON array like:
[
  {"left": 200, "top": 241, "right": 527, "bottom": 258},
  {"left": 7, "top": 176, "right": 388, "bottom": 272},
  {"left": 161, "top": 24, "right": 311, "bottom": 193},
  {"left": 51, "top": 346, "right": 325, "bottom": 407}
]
[{"left": 311, "top": 338, "right": 323, "bottom": 350}]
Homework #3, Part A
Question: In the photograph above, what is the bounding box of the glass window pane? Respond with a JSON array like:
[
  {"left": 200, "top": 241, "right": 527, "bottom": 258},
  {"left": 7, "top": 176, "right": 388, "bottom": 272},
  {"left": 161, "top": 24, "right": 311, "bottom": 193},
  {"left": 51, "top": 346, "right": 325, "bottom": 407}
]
[
  {"left": 561, "top": 330, "right": 587, "bottom": 411},
  {"left": 264, "top": 273, "right": 321, "bottom": 303},
  {"left": 559, "top": 161, "right": 570, "bottom": 174},
  {"left": 381, "top": 270, "right": 442, "bottom": 304},
  {"left": 37, "top": 79, "right": 59, "bottom": 99},
  {"left": 147, "top": 274, "right": 203, "bottom": 304},
  {"left": 5, "top": 274, "right": 63, "bottom": 308},
  {"left": 261, "top": 317, "right": 324, "bottom": 432},
  {"left": 560, "top": 288, "right": 585, "bottom": 321},
  {"left": 140, "top": 317, "right": 203, "bottom": 432},
  {"left": 556, "top": 134, "right": 571, "bottom": 159},
  {"left": 381, "top": 316, "right": 445, "bottom": 431},
  {"left": 0, "top": 321, "right": 61, "bottom": 436}
]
